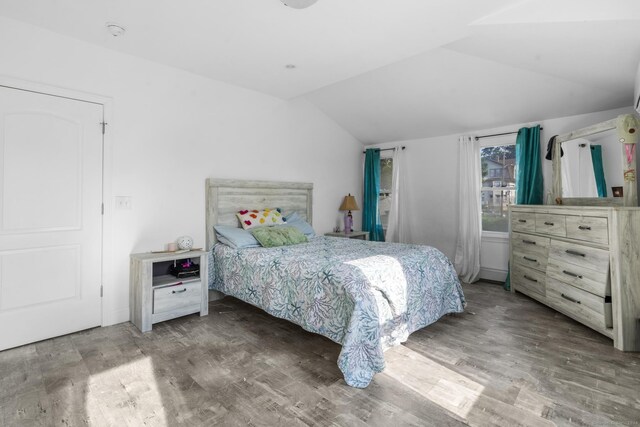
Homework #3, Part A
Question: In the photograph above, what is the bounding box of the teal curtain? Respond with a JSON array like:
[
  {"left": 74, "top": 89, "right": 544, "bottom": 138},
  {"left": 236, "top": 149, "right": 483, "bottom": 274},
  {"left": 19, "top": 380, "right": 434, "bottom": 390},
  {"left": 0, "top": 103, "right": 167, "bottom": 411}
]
[
  {"left": 515, "top": 125, "right": 543, "bottom": 205},
  {"left": 363, "top": 149, "right": 385, "bottom": 242},
  {"left": 591, "top": 145, "right": 607, "bottom": 197},
  {"left": 505, "top": 125, "right": 543, "bottom": 290}
]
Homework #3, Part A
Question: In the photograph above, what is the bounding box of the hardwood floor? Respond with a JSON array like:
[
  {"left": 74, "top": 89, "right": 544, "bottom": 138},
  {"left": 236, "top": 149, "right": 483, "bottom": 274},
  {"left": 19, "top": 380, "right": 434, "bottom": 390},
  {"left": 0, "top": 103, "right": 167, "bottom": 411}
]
[{"left": 1, "top": 282, "right": 639, "bottom": 426}]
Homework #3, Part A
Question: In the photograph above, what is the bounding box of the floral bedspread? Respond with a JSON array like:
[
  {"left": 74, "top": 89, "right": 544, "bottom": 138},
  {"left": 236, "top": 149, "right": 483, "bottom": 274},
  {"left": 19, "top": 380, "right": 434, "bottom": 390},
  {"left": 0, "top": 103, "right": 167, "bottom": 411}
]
[{"left": 208, "top": 236, "right": 465, "bottom": 388}]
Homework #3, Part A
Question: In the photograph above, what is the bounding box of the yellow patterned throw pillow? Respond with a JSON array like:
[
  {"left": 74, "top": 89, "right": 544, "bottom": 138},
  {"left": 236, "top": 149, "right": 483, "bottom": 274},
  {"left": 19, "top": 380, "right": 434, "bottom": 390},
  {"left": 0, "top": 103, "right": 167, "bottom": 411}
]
[{"left": 236, "top": 208, "right": 284, "bottom": 230}]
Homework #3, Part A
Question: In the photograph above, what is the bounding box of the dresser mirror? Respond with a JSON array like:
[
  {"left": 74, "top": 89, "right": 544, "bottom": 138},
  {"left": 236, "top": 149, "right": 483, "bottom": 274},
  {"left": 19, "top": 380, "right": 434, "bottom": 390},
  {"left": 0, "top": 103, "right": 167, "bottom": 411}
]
[{"left": 552, "top": 116, "right": 639, "bottom": 206}]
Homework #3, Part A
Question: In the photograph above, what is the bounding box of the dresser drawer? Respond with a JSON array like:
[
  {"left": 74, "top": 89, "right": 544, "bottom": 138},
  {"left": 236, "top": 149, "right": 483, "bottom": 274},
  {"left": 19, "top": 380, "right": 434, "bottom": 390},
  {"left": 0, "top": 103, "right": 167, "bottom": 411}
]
[
  {"left": 511, "top": 211, "right": 536, "bottom": 233},
  {"left": 565, "top": 216, "right": 608, "bottom": 245},
  {"left": 512, "top": 232, "right": 549, "bottom": 272},
  {"left": 547, "top": 257, "right": 609, "bottom": 298},
  {"left": 548, "top": 239, "right": 609, "bottom": 277},
  {"left": 547, "top": 278, "right": 612, "bottom": 330},
  {"left": 511, "top": 264, "right": 546, "bottom": 299},
  {"left": 153, "top": 281, "right": 202, "bottom": 314},
  {"left": 535, "top": 214, "right": 566, "bottom": 237}
]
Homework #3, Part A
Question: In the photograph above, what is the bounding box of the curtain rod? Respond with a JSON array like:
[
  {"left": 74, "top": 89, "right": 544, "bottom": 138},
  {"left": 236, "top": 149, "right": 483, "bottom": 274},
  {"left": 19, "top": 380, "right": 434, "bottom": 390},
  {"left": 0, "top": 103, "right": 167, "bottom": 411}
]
[
  {"left": 475, "top": 127, "right": 543, "bottom": 141},
  {"left": 362, "top": 146, "right": 406, "bottom": 154}
]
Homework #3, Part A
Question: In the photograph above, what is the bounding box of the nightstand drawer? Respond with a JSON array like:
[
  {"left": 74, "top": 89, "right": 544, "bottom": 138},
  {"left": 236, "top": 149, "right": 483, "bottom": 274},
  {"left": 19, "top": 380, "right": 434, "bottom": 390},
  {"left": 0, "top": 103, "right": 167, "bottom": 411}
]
[{"left": 153, "top": 281, "right": 202, "bottom": 314}]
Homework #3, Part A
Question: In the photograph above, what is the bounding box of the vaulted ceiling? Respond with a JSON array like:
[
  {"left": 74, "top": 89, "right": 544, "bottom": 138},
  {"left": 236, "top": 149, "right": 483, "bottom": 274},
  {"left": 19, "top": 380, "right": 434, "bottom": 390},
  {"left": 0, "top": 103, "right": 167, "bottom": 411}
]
[{"left": 1, "top": 0, "right": 639, "bottom": 143}]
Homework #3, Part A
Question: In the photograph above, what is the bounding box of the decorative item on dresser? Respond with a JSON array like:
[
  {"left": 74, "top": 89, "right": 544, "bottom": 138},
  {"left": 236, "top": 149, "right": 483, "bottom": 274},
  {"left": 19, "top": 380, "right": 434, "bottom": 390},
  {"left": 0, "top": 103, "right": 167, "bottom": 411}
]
[
  {"left": 509, "top": 205, "right": 640, "bottom": 351},
  {"left": 130, "top": 250, "right": 209, "bottom": 332},
  {"left": 324, "top": 230, "right": 369, "bottom": 240}
]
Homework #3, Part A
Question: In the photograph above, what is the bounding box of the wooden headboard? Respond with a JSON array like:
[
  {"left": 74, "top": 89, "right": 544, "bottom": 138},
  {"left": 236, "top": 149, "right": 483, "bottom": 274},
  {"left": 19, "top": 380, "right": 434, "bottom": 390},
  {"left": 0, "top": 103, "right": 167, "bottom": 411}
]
[{"left": 205, "top": 178, "right": 313, "bottom": 250}]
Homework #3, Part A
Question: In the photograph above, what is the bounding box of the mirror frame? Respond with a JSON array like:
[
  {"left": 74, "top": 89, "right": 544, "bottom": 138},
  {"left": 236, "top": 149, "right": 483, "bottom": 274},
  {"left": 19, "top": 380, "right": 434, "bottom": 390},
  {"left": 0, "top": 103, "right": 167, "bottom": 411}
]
[{"left": 552, "top": 117, "right": 638, "bottom": 207}]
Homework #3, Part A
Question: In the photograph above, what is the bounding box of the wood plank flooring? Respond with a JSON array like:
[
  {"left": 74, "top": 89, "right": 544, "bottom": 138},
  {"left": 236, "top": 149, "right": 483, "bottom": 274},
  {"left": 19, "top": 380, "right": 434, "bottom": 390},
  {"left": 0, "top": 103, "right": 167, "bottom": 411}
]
[{"left": 1, "top": 282, "right": 639, "bottom": 426}]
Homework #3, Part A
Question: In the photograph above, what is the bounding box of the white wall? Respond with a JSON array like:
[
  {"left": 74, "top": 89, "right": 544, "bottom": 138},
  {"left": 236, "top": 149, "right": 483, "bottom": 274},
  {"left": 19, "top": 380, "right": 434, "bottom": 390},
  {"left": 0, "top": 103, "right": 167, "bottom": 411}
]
[
  {"left": 0, "top": 16, "right": 363, "bottom": 325},
  {"left": 370, "top": 106, "right": 634, "bottom": 281}
]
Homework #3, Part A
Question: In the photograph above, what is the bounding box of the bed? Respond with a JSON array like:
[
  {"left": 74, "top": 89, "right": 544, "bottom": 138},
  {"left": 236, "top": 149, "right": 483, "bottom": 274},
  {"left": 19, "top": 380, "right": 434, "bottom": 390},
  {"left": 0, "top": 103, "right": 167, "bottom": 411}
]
[{"left": 205, "top": 179, "right": 465, "bottom": 388}]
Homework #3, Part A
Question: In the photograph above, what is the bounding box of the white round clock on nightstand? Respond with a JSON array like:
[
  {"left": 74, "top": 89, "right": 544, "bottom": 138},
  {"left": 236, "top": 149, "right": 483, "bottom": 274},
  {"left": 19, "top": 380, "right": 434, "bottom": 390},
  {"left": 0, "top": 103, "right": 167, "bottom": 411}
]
[{"left": 176, "top": 235, "right": 194, "bottom": 250}]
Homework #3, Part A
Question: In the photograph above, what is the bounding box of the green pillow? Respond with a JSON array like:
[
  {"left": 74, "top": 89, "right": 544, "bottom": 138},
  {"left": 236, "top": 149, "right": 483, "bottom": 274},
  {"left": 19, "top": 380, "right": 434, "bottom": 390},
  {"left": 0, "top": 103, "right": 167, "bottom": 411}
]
[{"left": 250, "top": 226, "right": 308, "bottom": 248}]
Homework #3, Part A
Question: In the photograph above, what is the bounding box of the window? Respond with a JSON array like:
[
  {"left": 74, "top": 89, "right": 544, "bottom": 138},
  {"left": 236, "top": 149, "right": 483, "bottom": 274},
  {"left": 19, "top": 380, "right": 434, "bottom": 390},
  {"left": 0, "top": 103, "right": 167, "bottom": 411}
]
[
  {"left": 379, "top": 157, "right": 393, "bottom": 234},
  {"left": 480, "top": 143, "right": 516, "bottom": 232}
]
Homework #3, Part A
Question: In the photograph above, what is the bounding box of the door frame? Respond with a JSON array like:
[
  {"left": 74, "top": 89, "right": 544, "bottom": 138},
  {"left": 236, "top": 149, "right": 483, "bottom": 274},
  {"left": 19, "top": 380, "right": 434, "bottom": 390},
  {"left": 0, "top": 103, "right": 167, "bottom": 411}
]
[{"left": 0, "top": 75, "right": 114, "bottom": 327}]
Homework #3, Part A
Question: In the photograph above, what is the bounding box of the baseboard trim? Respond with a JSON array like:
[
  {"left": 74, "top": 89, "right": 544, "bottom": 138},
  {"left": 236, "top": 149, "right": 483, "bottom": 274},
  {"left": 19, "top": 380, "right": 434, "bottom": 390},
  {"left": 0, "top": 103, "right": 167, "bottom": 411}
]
[
  {"left": 209, "top": 290, "right": 225, "bottom": 301},
  {"left": 103, "top": 307, "right": 129, "bottom": 326},
  {"left": 479, "top": 267, "right": 507, "bottom": 283}
]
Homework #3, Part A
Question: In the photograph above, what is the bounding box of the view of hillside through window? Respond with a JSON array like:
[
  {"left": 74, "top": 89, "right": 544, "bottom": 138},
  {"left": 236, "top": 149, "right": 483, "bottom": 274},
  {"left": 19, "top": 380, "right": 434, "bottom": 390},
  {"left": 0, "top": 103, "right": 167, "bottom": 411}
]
[{"left": 481, "top": 144, "right": 516, "bottom": 232}]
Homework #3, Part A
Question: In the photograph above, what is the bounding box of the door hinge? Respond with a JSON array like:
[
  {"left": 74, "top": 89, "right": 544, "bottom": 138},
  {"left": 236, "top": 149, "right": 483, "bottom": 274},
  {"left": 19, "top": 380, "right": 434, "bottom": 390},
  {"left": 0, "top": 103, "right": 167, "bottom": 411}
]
[
  {"left": 100, "top": 121, "right": 108, "bottom": 134},
  {"left": 100, "top": 285, "right": 104, "bottom": 297},
  {"left": 101, "top": 203, "right": 104, "bottom": 215}
]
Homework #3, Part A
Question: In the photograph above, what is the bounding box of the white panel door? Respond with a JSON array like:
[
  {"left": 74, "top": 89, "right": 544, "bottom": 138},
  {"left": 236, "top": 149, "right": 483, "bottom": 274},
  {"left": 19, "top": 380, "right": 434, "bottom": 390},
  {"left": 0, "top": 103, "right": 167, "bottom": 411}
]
[{"left": 0, "top": 86, "right": 103, "bottom": 350}]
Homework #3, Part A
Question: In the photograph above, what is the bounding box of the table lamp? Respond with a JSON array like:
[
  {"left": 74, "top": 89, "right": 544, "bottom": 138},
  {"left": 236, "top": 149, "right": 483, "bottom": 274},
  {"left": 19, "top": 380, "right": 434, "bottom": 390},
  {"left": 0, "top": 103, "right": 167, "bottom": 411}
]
[{"left": 339, "top": 194, "right": 359, "bottom": 233}]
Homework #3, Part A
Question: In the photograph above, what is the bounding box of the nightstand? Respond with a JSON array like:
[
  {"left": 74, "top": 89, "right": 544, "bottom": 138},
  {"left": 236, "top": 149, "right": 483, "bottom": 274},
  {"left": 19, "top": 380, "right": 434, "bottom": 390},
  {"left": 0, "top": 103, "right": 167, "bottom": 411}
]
[
  {"left": 130, "top": 250, "right": 208, "bottom": 332},
  {"left": 325, "top": 231, "right": 369, "bottom": 240}
]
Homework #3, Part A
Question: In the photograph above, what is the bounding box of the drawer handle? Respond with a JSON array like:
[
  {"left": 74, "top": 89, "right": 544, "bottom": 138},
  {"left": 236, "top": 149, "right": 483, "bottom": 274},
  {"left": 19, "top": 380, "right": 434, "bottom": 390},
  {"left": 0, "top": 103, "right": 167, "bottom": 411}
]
[
  {"left": 524, "top": 275, "right": 538, "bottom": 283},
  {"left": 578, "top": 225, "right": 591, "bottom": 231},
  {"left": 172, "top": 288, "right": 187, "bottom": 294},
  {"left": 544, "top": 221, "right": 554, "bottom": 226},
  {"left": 522, "top": 239, "right": 537, "bottom": 245},
  {"left": 561, "top": 293, "right": 581, "bottom": 304},
  {"left": 565, "top": 249, "right": 586, "bottom": 257},
  {"left": 523, "top": 256, "right": 538, "bottom": 262},
  {"left": 518, "top": 219, "right": 527, "bottom": 223},
  {"left": 562, "top": 270, "right": 583, "bottom": 279}
]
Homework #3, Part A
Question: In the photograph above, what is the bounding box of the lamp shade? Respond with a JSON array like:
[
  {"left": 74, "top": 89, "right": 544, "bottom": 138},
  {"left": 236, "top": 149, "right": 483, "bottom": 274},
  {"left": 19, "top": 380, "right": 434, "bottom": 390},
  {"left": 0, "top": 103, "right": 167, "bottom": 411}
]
[{"left": 339, "top": 194, "right": 359, "bottom": 211}]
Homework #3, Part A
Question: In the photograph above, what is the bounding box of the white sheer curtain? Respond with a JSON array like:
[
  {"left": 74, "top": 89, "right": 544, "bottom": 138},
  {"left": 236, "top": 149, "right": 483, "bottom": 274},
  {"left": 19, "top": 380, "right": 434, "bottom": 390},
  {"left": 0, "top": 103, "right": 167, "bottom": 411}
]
[
  {"left": 454, "top": 135, "right": 481, "bottom": 283},
  {"left": 386, "top": 146, "right": 409, "bottom": 243}
]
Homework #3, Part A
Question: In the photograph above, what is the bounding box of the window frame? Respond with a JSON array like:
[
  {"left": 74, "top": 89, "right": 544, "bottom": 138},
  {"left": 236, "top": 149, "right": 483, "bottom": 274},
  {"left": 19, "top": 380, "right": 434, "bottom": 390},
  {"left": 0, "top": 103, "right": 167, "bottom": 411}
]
[
  {"left": 479, "top": 138, "right": 516, "bottom": 237},
  {"left": 379, "top": 152, "right": 393, "bottom": 232}
]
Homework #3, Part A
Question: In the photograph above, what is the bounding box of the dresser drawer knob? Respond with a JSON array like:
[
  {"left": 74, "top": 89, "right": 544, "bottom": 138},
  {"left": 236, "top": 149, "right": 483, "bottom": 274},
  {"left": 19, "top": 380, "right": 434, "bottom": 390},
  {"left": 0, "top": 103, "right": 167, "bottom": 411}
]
[
  {"left": 544, "top": 221, "right": 554, "bottom": 226},
  {"left": 172, "top": 288, "right": 188, "bottom": 294},
  {"left": 524, "top": 275, "right": 538, "bottom": 283},
  {"left": 561, "top": 293, "right": 581, "bottom": 304},
  {"left": 522, "top": 239, "right": 537, "bottom": 245},
  {"left": 518, "top": 219, "right": 527, "bottom": 223},
  {"left": 578, "top": 225, "right": 592, "bottom": 230},
  {"left": 562, "top": 270, "right": 583, "bottom": 279},
  {"left": 523, "top": 256, "right": 538, "bottom": 262},
  {"left": 565, "top": 249, "right": 586, "bottom": 257}
]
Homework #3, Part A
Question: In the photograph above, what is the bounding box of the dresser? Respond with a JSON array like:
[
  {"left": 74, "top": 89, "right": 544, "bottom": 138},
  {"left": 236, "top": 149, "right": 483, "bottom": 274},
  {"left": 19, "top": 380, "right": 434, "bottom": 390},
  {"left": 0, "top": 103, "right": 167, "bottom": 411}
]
[{"left": 509, "top": 205, "right": 640, "bottom": 351}]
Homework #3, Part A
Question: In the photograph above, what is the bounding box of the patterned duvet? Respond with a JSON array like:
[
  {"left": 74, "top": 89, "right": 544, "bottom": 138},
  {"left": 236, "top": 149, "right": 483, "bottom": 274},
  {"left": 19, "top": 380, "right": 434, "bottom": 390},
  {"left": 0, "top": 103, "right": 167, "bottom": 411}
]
[{"left": 208, "top": 236, "right": 465, "bottom": 387}]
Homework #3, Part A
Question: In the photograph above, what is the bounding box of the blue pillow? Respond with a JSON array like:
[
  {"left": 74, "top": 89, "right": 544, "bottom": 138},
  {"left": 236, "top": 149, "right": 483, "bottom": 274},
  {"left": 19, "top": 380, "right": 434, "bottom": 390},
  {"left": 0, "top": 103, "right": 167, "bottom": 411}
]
[
  {"left": 214, "top": 225, "right": 260, "bottom": 249},
  {"left": 284, "top": 211, "right": 316, "bottom": 237}
]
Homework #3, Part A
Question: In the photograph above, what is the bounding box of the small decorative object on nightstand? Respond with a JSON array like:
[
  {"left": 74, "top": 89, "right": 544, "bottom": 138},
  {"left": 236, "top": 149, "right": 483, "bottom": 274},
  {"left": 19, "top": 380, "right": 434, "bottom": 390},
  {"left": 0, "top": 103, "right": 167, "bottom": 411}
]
[
  {"left": 176, "top": 235, "right": 194, "bottom": 250},
  {"left": 339, "top": 193, "right": 360, "bottom": 232},
  {"left": 130, "top": 250, "right": 208, "bottom": 332},
  {"left": 325, "top": 230, "right": 369, "bottom": 240}
]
